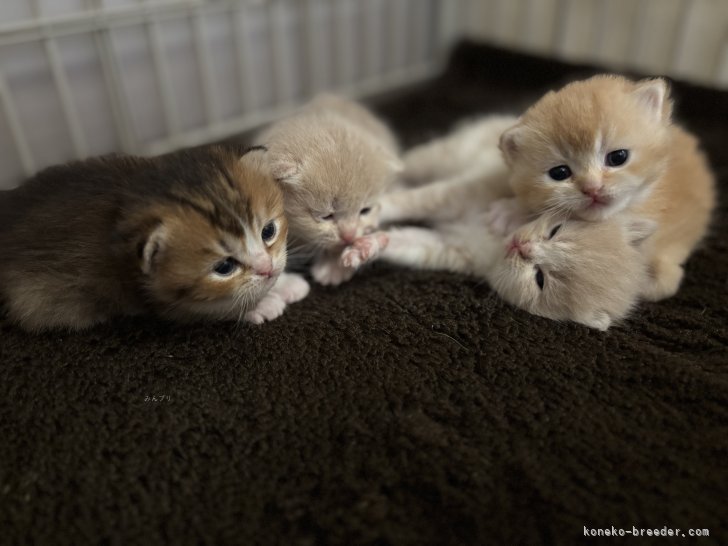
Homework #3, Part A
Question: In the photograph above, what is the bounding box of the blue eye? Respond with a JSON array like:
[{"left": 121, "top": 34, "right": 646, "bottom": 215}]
[
  {"left": 535, "top": 266, "right": 545, "bottom": 290},
  {"left": 360, "top": 207, "right": 371, "bottom": 215},
  {"left": 261, "top": 221, "right": 276, "bottom": 242},
  {"left": 605, "top": 149, "right": 629, "bottom": 167},
  {"left": 213, "top": 258, "right": 237, "bottom": 276},
  {"left": 548, "top": 165, "right": 572, "bottom": 181}
]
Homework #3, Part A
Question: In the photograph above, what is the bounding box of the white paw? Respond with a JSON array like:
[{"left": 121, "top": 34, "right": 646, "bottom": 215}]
[
  {"left": 244, "top": 292, "right": 286, "bottom": 324},
  {"left": 311, "top": 258, "right": 355, "bottom": 286},
  {"left": 340, "top": 232, "right": 389, "bottom": 268},
  {"left": 274, "top": 273, "right": 310, "bottom": 304},
  {"left": 484, "top": 198, "right": 529, "bottom": 236}
]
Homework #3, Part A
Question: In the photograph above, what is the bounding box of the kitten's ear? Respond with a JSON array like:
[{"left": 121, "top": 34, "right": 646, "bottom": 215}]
[
  {"left": 499, "top": 124, "right": 522, "bottom": 164},
  {"left": 626, "top": 217, "right": 657, "bottom": 248},
  {"left": 140, "top": 224, "right": 167, "bottom": 275},
  {"left": 268, "top": 153, "right": 302, "bottom": 185},
  {"left": 580, "top": 310, "right": 612, "bottom": 331},
  {"left": 633, "top": 78, "right": 672, "bottom": 122}
]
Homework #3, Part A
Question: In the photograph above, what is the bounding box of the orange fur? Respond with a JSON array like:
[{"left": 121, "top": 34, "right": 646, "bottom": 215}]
[{"left": 500, "top": 75, "right": 716, "bottom": 300}]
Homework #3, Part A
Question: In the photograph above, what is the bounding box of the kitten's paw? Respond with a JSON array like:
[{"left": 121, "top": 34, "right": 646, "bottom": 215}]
[
  {"left": 341, "top": 232, "right": 389, "bottom": 268},
  {"left": 274, "top": 273, "right": 310, "bottom": 304},
  {"left": 244, "top": 292, "right": 286, "bottom": 324},
  {"left": 485, "top": 198, "right": 529, "bottom": 236},
  {"left": 311, "top": 258, "right": 355, "bottom": 286}
]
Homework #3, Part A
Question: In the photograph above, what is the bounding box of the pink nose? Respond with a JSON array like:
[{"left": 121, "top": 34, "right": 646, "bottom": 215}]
[
  {"left": 507, "top": 238, "right": 532, "bottom": 259},
  {"left": 581, "top": 186, "right": 601, "bottom": 198},
  {"left": 252, "top": 254, "right": 273, "bottom": 277},
  {"left": 340, "top": 231, "right": 356, "bottom": 244},
  {"left": 255, "top": 267, "right": 273, "bottom": 278}
]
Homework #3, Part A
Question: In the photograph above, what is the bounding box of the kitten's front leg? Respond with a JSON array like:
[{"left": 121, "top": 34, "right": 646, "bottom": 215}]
[
  {"left": 311, "top": 253, "right": 356, "bottom": 286},
  {"left": 484, "top": 197, "right": 531, "bottom": 236},
  {"left": 340, "top": 232, "right": 389, "bottom": 268},
  {"left": 244, "top": 272, "right": 310, "bottom": 324}
]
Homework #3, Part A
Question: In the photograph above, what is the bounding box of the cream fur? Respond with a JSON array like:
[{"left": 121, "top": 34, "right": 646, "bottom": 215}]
[{"left": 257, "top": 94, "right": 401, "bottom": 285}]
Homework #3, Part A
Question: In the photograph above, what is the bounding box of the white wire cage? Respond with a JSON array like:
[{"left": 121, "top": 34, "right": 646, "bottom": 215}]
[
  {"left": 1, "top": 0, "right": 726, "bottom": 191},
  {"left": 0, "top": 0, "right": 451, "bottom": 190}
]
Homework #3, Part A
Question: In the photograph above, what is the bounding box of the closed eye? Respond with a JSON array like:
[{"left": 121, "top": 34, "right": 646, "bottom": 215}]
[
  {"left": 535, "top": 266, "right": 545, "bottom": 290},
  {"left": 360, "top": 206, "right": 371, "bottom": 215},
  {"left": 320, "top": 213, "right": 334, "bottom": 221},
  {"left": 548, "top": 224, "right": 562, "bottom": 239}
]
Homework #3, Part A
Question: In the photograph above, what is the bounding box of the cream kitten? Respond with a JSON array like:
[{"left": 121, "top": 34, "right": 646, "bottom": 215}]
[
  {"left": 497, "top": 75, "right": 716, "bottom": 301},
  {"left": 256, "top": 94, "right": 402, "bottom": 285},
  {"left": 346, "top": 212, "right": 653, "bottom": 330},
  {"left": 0, "top": 146, "right": 309, "bottom": 331}
]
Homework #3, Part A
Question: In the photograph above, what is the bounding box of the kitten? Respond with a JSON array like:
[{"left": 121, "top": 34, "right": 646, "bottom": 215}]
[
  {"left": 256, "top": 94, "right": 402, "bottom": 285},
  {"left": 497, "top": 75, "right": 716, "bottom": 301},
  {"left": 0, "top": 145, "right": 309, "bottom": 332},
  {"left": 347, "top": 197, "right": 654, "bottom": 330},
  {"left": 343, "top": 118, "right": 656, "bottom": 330}
]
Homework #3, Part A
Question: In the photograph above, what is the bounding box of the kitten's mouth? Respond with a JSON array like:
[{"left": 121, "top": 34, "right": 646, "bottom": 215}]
[{"left": 586, "top": 195, "right": 610, "bottom": 209}]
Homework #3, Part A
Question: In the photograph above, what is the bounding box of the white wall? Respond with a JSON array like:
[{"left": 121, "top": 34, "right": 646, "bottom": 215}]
[
  {"left": 458, "top": 0, "right": 728, "bottom": 88},
  {"left": 0, "top": 0, "right": 441, "bottom": 189}
]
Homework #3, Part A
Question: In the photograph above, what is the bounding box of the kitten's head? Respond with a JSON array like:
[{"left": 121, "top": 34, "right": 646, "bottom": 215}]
[
  {"left": 118, "top": 147, "right": 288, "bottom": 321},
  {"left": 500, "top": 75, "right": 672, "bottom": 221},
  {"left": 490, "top": 213, "right": 655, "bottom": 330},
  {"left": 264, "top": 112, "right": 401, "bottom": 251}
]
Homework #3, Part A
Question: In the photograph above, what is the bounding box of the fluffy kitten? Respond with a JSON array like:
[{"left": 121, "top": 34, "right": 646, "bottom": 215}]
[
  {"left": 256, "top": 94, "right": 401, "bottom": 285},
  {"left": 346, "top": 212, "right": 653, "bottom": 330},
  {"left": 497, "top": 75, "right": 716, "bottom": 301},
  {"left": 0, "top": 146, "right": 309, "bottom": 331},
  {"left": 343, "top": 117, "right": 656, "bottom": 329}
]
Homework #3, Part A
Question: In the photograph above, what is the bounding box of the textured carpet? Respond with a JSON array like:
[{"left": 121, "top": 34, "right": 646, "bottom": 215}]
[{"left": 1, "top": 41, "right": 727, "bottom": 545}]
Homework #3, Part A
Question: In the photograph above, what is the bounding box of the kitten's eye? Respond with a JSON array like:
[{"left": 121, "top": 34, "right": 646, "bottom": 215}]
[
  {"left": 548, "top": 224, "right": 562, "bottom": 239},
  {"left": 605, "top": 149, "right": 629, "bottom": 167},
  {"left": 548, "top": 165, "right": 572, "bottom": 181},
  {"left": 321, "top": 213, "right": 334, "bottom": 221},
  {"left": 535, "top": 266, "right": 545, "bottom": 290},
  {"left": 360, "top": 207, "right": 371, "bottom": 215},
  {"left": 261, "top": 221, "right": 277, "bottom": 244},
  {"left": 213, "top": 257, "right": 238, "bottom": 276}
]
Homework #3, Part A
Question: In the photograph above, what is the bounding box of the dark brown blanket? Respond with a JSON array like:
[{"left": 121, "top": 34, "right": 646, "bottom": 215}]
[{"left": 2, "top": 41, "right": 726, "bottom": 545}]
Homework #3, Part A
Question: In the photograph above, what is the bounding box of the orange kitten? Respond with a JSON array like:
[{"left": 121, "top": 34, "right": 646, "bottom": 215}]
[
  {"left": 257, "top": 94, "right": 401, "bottom": 285},
  {"left": 498, "top": 75, "right": 716, "bottom": 301},
  {"left": 0, "top": 146, "right": 308, "bottom": 331}
]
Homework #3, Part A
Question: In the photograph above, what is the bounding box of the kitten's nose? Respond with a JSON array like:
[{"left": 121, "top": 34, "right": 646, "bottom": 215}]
[
  {"left": 340, "top": 230, "right": 357, "bottom": 244},
  {"left": 507, "top": 238, "right": 532, "bottom": 259},
  {"left": 252, "top": 254, "right": 273, "bottom": 277},
  {"left": 581, "top": 186, "right": 602, "bottom": 198}
]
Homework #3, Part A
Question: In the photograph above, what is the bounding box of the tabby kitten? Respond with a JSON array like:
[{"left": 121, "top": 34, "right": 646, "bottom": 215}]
[
  {"left": 0, "top": 146, "right": 308, "bottom": 331},
  {"left": 257, "top": 94, "right": 401, "bottom": 285},
  {"left": 497, "top": 75, "right": 716, "bottom": 301}
]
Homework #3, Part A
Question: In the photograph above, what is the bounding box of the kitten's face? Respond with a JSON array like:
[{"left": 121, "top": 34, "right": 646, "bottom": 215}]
[
  {"left": 267, "top": 118, "right": 399, "bottom": 251},
  {"left": 501, "top": 76, "right": 672, "bottom": 221},
  {"left": 132, "top": 149, "right": 288, "bottom": 321},
  {"left": 490, "top": 213, "right": 654, "bottom": 330}
]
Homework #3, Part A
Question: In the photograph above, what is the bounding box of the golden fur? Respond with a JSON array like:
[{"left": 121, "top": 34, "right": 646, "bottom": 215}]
[
  {"left": 500, "top": 75, "right": 716, "bottom": 300},
  {"left": 0, "top": 146, "right": 308, "bottom": 331}
]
